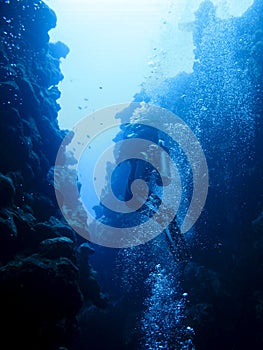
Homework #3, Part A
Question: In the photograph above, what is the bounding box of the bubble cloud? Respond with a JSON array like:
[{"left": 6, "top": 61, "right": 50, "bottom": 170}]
[{"left": 54, "top": 103, "right": 208, "bottom": 248}]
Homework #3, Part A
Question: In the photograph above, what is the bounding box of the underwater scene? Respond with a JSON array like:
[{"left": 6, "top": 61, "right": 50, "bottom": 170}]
[{"left": 0, "top": 0, "right": 262, "bottom": 349}]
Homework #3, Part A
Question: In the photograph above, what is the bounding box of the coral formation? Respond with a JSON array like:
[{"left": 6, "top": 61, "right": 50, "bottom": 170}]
[
  {"left": 0, "top": 1, "right": 106, "bottom": 349},
  {"left": 134, "top": 1, "right": 263, "bottom": 348}
]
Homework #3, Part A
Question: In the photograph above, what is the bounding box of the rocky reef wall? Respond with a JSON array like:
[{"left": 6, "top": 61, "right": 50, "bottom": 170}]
[
  {"left": 134, "top": 1, "right": 263, "bottom": 348},
  {"left": 0, "top": 1, "right": 106, "bottom": 349}
]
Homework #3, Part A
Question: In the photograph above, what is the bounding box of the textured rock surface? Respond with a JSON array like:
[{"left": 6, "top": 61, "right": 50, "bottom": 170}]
[
  {"left": 0, "top": 1, "right": 106, "bottom": 349},
  {"left": 134, "top": 0, "right": 263, "bottom": 349}
]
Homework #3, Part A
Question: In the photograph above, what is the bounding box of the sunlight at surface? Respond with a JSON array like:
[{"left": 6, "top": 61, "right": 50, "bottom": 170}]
[
  {"left": 46, "top": 0, "right": 254, "bottom": 129},
  {"left": 213, "top": 0, "right": 254, "bottom": 18},
  {"left": 46, "top": 0, "right": 168, "bottom": 129}
]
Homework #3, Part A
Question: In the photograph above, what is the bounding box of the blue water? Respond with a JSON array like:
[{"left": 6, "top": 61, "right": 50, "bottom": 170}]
[{"left": 50, "top": 0, "right": 262, "bottom": 349}]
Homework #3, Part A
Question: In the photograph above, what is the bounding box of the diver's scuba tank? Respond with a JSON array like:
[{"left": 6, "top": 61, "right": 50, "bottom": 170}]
[
  {"left": 146, "top": 137, "right": 171, "bottom": 187},
  {"left": 157, "top": 138, "right": 171, "bottom": 186}
]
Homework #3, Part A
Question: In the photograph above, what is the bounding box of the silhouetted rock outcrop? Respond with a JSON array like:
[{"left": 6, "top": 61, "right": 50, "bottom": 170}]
[
  {"left": 0, "top": 1, "right": 106, "bottom": 349},
  {"left": 135, "top": 1, "right": 263, "bottom": 349}
]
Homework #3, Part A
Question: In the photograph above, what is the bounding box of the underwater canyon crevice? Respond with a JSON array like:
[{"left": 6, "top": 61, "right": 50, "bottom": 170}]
[{"left": 0, "top": 0, "right": 262, "bottom": 350}]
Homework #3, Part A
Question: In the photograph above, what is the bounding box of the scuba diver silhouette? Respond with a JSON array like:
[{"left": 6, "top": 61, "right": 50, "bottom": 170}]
[{"left": 115, "top": 119, "right": 190, "bottom": 263}]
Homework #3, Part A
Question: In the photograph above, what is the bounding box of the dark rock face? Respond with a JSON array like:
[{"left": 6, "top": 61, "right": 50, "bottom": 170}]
[
  {"left": 0, "top": 1, "right": 106, "bottom": 349},
  {"left": 134, "top": 1, "right": 263, "bottom": 349},
  {"left": 0, "top": 254, "right": 83, "bottom": 350}
]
